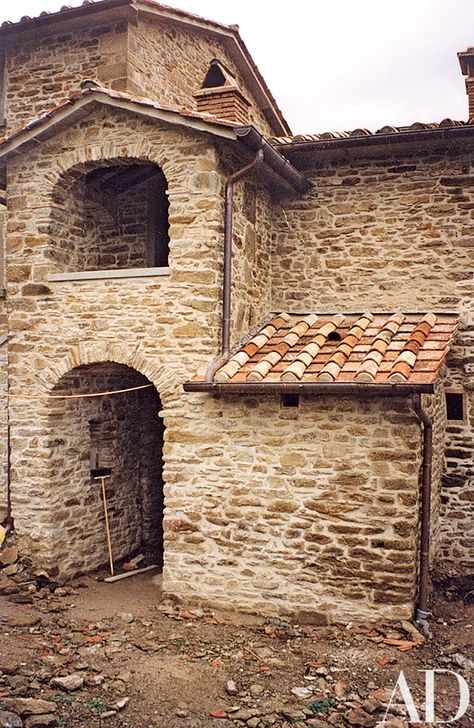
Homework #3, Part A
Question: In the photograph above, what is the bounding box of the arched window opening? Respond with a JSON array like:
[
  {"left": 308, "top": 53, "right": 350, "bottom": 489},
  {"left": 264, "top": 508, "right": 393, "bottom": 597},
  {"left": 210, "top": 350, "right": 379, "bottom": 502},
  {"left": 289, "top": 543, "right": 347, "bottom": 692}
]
[{"left": 50, "top": 162, "right": 169, "bottom": 274}]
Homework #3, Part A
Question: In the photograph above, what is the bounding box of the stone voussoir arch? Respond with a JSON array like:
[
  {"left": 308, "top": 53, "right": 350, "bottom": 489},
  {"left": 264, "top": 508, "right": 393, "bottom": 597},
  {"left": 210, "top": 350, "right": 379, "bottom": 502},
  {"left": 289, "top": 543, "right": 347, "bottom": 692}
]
[
  {"left": 37, "top": 342, "right": 185, "bottom": 409},
  {"left": 46, "top": 139, "right": 176, "bottom": 200}
]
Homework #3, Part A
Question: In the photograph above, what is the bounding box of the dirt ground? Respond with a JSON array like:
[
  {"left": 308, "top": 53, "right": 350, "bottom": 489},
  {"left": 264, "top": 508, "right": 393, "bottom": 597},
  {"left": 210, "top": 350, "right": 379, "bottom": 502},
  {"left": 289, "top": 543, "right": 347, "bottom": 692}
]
[{"left": 0, "top": 563, "right": 473, "bottom": 728}]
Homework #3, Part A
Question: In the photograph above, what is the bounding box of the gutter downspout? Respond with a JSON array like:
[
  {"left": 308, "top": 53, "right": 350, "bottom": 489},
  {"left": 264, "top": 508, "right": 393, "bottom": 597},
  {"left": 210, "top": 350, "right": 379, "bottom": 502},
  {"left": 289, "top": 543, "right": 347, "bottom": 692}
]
[
  {"left": 205, "top": 148, "right": 264, "bottom": 382},
  {"left": 0, "top": 334, "right": 12, "bottom": 533},
  {"left": 412, "top": 392, "right": 433, "bottom": 638}
]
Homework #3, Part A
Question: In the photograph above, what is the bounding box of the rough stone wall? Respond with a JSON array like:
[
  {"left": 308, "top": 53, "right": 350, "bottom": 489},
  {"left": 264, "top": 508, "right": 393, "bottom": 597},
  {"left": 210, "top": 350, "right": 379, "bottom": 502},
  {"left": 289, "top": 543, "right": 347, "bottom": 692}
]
[
  {"left": 272, "top": 149, "right": 473, "bottom": 312},
  {"left": 0, "top": 206, "right": 8, "bottom": 520},
  {"left": 4, "top": 12, "right": 275, "bottom": 137},
  {"left": 127, "top": 15, "right": 274, "bottom": 136},
  {"left": 442, "top": 319, "right": 474, "bottom": 573},
  {"left": 2, "top": 103, "right": 425, "bottom": 620},
  {"left": 3, "top": 19, "right": 129, "bottom": 133},
  {"left": 226, "top": 154, "right": 274, "bottom": 341},
  {"left": 165, "top": 393, "right": 422, "bottom": 622},
  {"left": 422, "top": 382, "right": 447, "bottom": 562},
  {"left": 0, "top": 339, "right": 8, "bottom": 523},
  {"left": 48, "top": 363, "right": 163, "bottom": 577},
  {"left": 4, "top": 108, "right": 227, "bottom": 578},
  {"left": 273, "top": 148, "right": 474, "bottom": 574}
]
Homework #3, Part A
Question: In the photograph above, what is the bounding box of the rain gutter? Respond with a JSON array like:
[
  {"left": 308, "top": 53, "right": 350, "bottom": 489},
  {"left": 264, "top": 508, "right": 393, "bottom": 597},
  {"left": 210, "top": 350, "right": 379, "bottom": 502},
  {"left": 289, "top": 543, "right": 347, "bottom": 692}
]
[
  {"left": 206, "top": 132, "right": 309, "bottom": 382},
  {"left": 185, "top": 381, "right": 435, "bottom": 395},
  {"left": 235, "top": 126, "right": 310, "bottom": 194},
  {"left": 205, "top": 148, "right": 265, "bottom": 383}
]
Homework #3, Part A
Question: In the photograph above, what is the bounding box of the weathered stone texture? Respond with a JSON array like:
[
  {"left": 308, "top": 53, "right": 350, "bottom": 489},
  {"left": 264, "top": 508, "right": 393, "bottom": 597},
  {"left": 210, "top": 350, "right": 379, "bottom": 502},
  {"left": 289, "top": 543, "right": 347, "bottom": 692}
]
[
  {"left": 272, "top": 151, "right": 474, "bottom": 312},
  {"left": 423, "top": 382, "right": 447, "bottom": 562},
  {"left": 0, "top": 205, "right": 8, "bottom": 520},
  {"left": 272, "top": 149, "right": 474, "bottom": 573},
  {"left": 220, "top": 146, "right": 274, "bottom": 341},
  {"left": 4, "top": 19, "right": 129, "bottom": 132},
  {"left": 45, "top": 363, "right": 163, "bottom": 576},
  {"left": 128, "top": 16, "right": 274, "bottom": 135},
  {"left": 441, "top": 304, "right": 474, "bottom": 572},
  {"left": 164, "top": 394, "right": 422, "bottom": 621},
  {"left": 3, "top": 12, "right": 273, "bottom": 136},
  {"left": 4, "top": 107, "right": 275, "bottom": 584}
]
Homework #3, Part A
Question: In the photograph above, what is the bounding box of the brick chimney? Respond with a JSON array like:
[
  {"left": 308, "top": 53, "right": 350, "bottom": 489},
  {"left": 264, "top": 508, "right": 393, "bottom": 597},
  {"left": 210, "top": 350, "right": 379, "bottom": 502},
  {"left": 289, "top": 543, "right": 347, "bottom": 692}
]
[
  {"left": 194, "top": 59, "right": 250, "bottom": 125},
  {"left": 458, "top": 47, "right": 474, "bottom": 121}
]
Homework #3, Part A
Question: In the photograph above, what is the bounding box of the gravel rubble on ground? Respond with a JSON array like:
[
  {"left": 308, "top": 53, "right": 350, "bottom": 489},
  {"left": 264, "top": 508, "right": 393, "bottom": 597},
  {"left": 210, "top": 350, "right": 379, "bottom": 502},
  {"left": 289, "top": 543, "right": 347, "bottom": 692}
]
[{"left": 0, "top": 536, "right": 473, "bottom": 727}]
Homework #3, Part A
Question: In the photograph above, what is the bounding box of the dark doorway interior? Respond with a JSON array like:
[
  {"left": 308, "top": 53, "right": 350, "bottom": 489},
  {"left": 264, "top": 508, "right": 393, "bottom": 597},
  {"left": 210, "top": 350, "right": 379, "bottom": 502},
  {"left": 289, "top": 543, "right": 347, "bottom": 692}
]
[{"left": 48, "top": 363, "right": 164, "bottom": 577}]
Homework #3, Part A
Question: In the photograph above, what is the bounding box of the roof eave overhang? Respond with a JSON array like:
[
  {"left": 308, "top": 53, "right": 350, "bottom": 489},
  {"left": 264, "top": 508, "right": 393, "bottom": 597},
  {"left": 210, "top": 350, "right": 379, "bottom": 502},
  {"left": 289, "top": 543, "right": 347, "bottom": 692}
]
[
  {"left": 0, "top": 93, "right": 236, "bottom": 165},
  {"left": 0, "top": 0, "right": 131, "bottom": 40},
  {"left": 183, "top": 381, "right": 436, "bottom": 396},
  {"left": 0, "top": 98, "right": 307, "bottom": 196},
  {"left": 0, "top": 0, "right": 291, "bottom": 138},
  {"left": 274, "top": 125, "right": 474, "bottom": 158},
  {"left": 235, "top": 125, "right": 310, "bottom": 194}
]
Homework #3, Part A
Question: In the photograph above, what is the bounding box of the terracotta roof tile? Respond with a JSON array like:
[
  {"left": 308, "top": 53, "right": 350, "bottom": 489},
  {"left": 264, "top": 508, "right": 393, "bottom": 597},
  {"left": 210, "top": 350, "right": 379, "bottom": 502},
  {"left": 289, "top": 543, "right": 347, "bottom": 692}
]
[
  {"left": 271, "top": 119, "right": 473, "bottom": 147},
  {"left": 204, "top": 312, "right": 459, "bottom": 387}
]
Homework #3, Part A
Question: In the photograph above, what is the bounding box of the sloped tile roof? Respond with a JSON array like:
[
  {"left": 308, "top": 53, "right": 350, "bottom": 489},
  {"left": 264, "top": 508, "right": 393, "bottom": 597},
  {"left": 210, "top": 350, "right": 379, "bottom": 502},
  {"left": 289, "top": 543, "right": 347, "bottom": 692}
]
[
  {"left": 0, "top": 0, "right": 234, "bottom": 33},
  {"left": 208, "top": 312, "right": 458, "bottom": 386},
  {"left": 271, "top": 119, "right": 473, "bottom": 147},
  {"left": 0, "top": 82, "right": 236, "bottom": 158}
]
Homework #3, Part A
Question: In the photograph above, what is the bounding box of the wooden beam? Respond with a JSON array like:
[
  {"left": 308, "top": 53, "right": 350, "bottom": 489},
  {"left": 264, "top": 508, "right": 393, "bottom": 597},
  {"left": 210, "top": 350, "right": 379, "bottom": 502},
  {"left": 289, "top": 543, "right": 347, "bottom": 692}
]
[{"left": 104, "top": 564, "right": 159, "bottom": 582}]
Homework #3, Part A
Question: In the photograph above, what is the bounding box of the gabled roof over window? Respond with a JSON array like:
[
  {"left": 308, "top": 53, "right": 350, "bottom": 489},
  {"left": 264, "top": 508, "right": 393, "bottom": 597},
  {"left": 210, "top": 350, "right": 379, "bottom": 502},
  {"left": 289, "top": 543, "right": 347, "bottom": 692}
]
[
  {"left": 201, "top": 59, "right": 237, "bottom": 90},
  {"left": 0, "top": 83, "right": 308, "bottom": 195},
  {"left": 185, "top": 311, "right": 459, "bottom": 395}
]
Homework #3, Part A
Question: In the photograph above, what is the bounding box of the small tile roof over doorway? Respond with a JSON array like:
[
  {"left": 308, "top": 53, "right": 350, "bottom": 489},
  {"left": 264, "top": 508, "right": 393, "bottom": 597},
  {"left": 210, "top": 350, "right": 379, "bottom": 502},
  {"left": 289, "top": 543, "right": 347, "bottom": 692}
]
[{"left": 185, "top": 312, "right": 458, "bottom": 394}]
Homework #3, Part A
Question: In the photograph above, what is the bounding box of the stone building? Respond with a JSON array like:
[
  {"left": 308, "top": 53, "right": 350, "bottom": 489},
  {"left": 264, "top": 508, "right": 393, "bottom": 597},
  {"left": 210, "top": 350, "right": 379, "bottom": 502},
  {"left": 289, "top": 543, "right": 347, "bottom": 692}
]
[{"left": 0, "top": 0, "right": 472, "bottom": 625}]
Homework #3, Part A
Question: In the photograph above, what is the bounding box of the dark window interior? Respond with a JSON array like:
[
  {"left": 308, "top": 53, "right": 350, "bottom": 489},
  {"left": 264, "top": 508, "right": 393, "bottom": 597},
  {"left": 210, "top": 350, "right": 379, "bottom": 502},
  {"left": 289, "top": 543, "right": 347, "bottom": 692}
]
[
  {"left": 446, "top": 392, "right": 465, "bottom": 421},
  {"left": 84, "top": 163, "right": 169, "bottom": 269}
]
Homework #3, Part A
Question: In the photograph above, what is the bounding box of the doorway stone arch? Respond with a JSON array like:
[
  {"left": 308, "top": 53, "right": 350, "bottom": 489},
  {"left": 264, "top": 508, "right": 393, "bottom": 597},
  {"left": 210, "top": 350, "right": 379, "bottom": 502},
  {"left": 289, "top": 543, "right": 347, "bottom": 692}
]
[{"left": 42, "top": 358, "right": 168, "bottom": 578}]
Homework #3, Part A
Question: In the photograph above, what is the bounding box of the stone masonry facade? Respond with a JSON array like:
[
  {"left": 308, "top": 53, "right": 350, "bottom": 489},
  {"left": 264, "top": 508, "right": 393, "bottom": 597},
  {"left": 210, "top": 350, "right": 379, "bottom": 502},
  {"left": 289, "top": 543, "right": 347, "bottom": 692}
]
[
  {"left": 0, "top": 0, "right": 472, "bottom": 623},
  {"left": 2, "top": 7, "right": 273, "bottom": 136},
  {"left": 272, "top": 147, "right": 474, "bottom": 573}
]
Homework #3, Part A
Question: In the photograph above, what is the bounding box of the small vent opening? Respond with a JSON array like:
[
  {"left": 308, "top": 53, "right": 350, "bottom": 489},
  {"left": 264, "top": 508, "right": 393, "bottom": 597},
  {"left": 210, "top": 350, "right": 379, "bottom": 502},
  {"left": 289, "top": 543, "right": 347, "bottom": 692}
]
[
  {"left": 327, "top": 331, "right": 342, "bottom": 342},
  {"left": 202, "top": 63, "right": 227, "bottom": 89},
  {"left": 446, "top": 391, "right": 465, "bottom": 421},
  {"left": 281, "top": 393, "right": 300, "bottom": 408}
]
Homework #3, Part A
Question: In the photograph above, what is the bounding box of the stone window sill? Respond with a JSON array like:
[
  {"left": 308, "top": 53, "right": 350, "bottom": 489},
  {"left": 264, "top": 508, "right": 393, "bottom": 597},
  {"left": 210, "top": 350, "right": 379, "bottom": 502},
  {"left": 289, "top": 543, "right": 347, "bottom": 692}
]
[{"left": 47, "top": 267, "right": 170, "bottom": 283}]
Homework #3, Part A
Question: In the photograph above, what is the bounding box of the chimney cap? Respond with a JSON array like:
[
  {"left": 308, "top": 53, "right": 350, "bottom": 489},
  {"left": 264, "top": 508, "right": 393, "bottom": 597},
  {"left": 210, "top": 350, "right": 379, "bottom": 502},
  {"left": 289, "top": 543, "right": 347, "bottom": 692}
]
[{"left": 458, "top": 48, "right": 474, "bottom": 76}]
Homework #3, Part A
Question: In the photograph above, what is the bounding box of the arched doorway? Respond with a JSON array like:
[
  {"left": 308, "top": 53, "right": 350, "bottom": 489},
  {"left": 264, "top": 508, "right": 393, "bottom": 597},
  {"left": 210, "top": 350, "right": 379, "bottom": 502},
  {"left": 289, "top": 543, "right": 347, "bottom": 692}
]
[{"left": 47, "top": 362, "right": 164, "bottom": 577}]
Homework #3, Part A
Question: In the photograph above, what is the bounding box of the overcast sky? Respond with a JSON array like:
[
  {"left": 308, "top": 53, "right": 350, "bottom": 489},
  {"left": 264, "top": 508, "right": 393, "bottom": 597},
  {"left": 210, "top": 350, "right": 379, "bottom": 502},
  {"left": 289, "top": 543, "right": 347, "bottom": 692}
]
[{"left": 1, "top": 0, "right": 474, "bottom": 134}]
